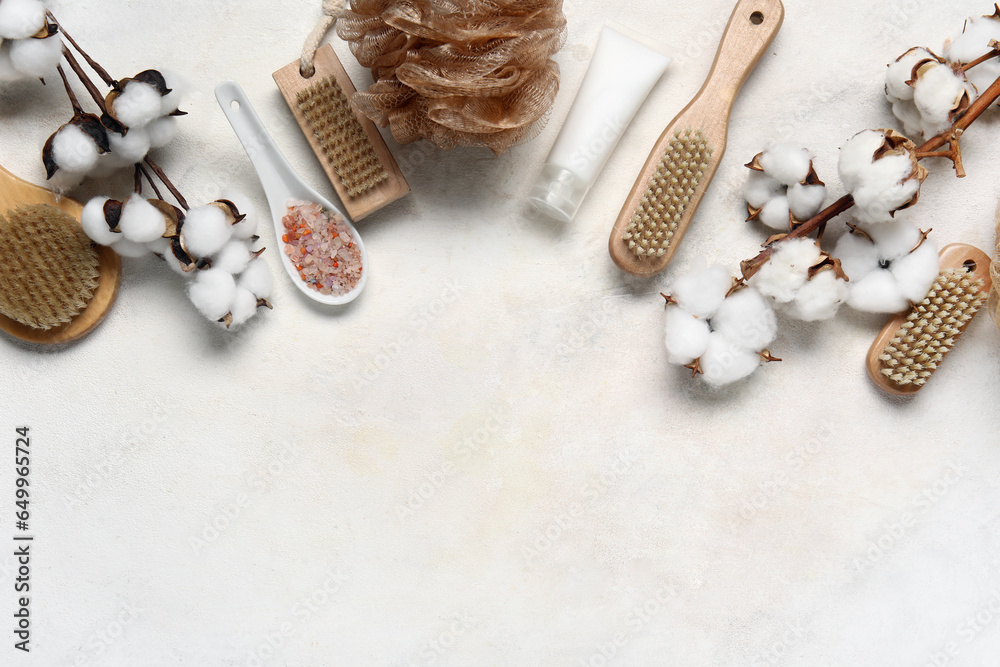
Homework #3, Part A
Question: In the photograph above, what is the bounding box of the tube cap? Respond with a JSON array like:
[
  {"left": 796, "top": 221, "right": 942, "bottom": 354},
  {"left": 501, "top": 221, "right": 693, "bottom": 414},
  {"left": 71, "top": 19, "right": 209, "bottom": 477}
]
[{"left": 528, "top": 164, "right": 590, "bottom": 223}]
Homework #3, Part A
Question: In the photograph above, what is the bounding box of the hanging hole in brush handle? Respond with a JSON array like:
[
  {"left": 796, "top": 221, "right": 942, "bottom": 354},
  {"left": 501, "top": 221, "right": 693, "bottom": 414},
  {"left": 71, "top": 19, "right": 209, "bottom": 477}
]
[{"left": 701, "top": 0, "right": 785, "bottom": 106}]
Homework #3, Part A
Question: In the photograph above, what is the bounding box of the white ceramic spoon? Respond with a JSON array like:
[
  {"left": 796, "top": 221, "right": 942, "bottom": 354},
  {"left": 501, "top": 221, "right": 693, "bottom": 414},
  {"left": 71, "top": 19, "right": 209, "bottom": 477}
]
[{"left": 215, "top": 80, "right": 368, "bottom": 305}]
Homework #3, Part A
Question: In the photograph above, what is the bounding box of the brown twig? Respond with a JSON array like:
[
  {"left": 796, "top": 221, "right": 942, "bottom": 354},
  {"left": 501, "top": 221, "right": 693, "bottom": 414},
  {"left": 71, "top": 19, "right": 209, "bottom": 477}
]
[
  {"left": 960, "top": 47, "right": 1000, "bottom": 73},
  {"left": 133, "top": 163, "right": 142, "bottom": 194},
  {"left": 143, "top": 157, "right": 188, "bottom": 210},
  {"left": 61, "top": 46, "right": 107, "bottom": 115},
  {"left": 55, "top": 64, "right": 82, "bottom": 116},
  {"left": 48, "top": 11, "right": 116, "bottom": 88},
  {"left": 740, "top": 67, "right": 1000, "bottom": 281},
  {"left": 138, "top": 164, "right": 163, "bottom": 200}
]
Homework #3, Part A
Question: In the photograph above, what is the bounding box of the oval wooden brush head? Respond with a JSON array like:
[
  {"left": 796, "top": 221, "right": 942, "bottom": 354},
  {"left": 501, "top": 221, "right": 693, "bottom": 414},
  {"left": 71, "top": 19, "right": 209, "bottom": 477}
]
[
  {"left": 0, "top": 165, "right": 121, "bottom": 345},
  {"left": 867, "top": 243, "right": 992, "bottom": 395}
]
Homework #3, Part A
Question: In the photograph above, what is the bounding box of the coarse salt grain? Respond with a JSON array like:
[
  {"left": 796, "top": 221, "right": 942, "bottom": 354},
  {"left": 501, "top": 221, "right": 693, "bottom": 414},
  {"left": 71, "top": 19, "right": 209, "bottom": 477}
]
[{"left": 282, "top": 200, "right": 362, "bottom": 296}]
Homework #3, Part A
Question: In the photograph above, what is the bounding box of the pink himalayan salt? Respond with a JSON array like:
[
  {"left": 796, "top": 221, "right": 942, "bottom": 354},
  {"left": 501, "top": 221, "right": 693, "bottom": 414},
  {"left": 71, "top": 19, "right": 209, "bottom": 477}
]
[{"left": 282, "top": 200, "right": 363, "bottom": 296}]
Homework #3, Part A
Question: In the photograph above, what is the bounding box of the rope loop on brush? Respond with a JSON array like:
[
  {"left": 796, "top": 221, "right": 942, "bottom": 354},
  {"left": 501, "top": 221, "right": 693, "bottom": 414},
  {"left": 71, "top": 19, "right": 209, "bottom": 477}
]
[{"left": 300, "top": 0, "right": 347, "bottom": 78}]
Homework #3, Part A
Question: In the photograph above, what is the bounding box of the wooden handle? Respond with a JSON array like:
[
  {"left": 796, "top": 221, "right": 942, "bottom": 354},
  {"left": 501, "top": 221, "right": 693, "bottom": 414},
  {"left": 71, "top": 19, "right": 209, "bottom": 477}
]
[{"left": 700, "top": 0, "right": 784, "bottom": 109}]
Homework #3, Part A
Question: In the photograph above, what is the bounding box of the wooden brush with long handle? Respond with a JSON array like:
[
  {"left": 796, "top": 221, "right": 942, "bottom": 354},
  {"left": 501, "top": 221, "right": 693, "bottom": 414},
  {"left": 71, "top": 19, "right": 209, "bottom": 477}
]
[
  {"left": 609, "top": 0, "right": 784, "bottom": 277},
  {"left": 0, "top": 165, "right": 120, "bottom": 345}
]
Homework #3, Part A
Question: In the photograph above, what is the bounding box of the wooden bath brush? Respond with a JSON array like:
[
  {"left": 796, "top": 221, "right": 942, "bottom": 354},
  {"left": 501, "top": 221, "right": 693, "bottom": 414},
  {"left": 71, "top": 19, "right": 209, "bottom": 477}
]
[{"left": 0, "top": 165, "right": 121, "bottom": 344}]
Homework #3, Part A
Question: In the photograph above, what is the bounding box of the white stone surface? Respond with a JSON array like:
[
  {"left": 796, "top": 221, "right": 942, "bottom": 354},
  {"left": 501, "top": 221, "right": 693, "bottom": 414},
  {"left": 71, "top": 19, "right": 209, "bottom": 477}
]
[{"left": 2, "top": 0, "right": 1000, "bottom": 664}]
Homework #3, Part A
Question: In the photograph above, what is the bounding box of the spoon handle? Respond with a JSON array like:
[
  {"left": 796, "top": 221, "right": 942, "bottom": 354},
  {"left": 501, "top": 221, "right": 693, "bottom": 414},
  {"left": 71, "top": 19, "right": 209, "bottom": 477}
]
[{"left": 215, "top": 80, "right": 299, "bottom": 215}]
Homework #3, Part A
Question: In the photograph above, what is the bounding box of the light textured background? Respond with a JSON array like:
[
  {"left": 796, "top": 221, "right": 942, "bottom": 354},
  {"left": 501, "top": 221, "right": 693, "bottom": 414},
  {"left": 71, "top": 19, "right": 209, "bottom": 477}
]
[{"left": 2, "top": 0, "right": 1000, "bottom": 665}]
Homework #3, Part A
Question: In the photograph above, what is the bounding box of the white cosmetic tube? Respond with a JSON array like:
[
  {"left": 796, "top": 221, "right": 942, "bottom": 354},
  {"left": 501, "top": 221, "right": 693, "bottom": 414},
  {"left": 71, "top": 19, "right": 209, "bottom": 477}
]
[{"left": 529, "top": 25, "right": 672, "bottom": 223}]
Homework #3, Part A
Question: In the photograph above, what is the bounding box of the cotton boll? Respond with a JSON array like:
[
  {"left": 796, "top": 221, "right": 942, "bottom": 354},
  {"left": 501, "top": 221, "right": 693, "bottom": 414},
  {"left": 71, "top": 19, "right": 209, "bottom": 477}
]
[
  {"left": 89, "top": 151, "right": 131, "bottom": 179},
  {"left": 890, "top": 239, "right": 939, "bottom": 303},
  {"left": 81, "top": 197, "right": 119, "bottom": 246},
  {"left": 163, "top": 250, "right": 194, "bottom": 278},
  {"left": 744, "top": 171, "right": 782, "bottom": 209},
  {"left": 847, "top": 270, "right": 909, "bottom": 313},
  {"left": 787, "top": 182, "right": 826, "bottom": 221},
  {"left": 146, "top": 116, "right": 178, "bottom": 149},
  {"left": 237, "top": 257, "right": 274, "bottom": 299},
  {"left": 838, "top": 130, "right": 890, "bottom": 191},
  {"left": 711, "top": 288, "right": 777, "bottom": 351},
  {"left": 757, "top": 195, "right": 791, "bottom": 231},
  {"left": 784, "top": 271, "right": 848, "bottom": 321},
  {"left": 228, "top": 288, "right": 259, "bottom": 328},
  {"left": 119, "top": 197, "right": 167, "bottom": 243},
  {"left": 886, "top": 47, "right": 936, "bottom": 103},
  {"left": 111, "top": 237, "right": 151, "bottom": 259},
  {"left": 146, "top": 237, "right": 171, "bottom": 256},
  {"left": 849, "top": 153, "right": 921, "bottom": 224},
  {"left": 751, "top": 238, "right": 822, "bottom": 303},
  {"left": 865, "top": 219, "right": 923, "bottom": 261},
  {"left": 913, "top": 64, "right": 973, "bottom": 137},
  {"left": 664, "top": 306, "right": 711, "bottom": 365},
  {"left": 699, "top": 334, "right": 762, "bottom": 388},
  {"left": 219, "top": 189, "right": 257, "bottom": 240},
  {"left": 51, "top": 124, "right": 101, "bottom": 174},
  {"left": 188, "top": 269, "right": 237, "bottom": 321},
  {"left": 9, "top": 34, "right": 61, "bottom": 78},
  {"left": 945, "top": 18, "right": 1000, "bottom": 94},
  {"left": 112, "top": 81, "right": 164, "bottom": 129},
  {"left": 182, "top": 205, "right": 233, "bottom": 257},
  {"left": 47, "top": 168, "right": 85, "bottom": 193},
  {"left": 0, "top": 40, "right": 24, "bottom": 81},
  {"left": 759, "top": 144, "right": 812, "bottom": 185},
  {"left": 0, "top": 0, "right": 46, "bottom": 40},
  {"left": 214, "top": 241, "right": 252, "bottom": 275},
  {"left": 833, "top": 230, "right": 880, "bottom": 282},
  {"left": 158, "top": 69, "right": 185, "bottom": 115},
  {"left": 669, "top": 263, "right": 732, "bottom": 319},
  {"left": 107, "top": 127, "right": 151, "bottom": 165}
]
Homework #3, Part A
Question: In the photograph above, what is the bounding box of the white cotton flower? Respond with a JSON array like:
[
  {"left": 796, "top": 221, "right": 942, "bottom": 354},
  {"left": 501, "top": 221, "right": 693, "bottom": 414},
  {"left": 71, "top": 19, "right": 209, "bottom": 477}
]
[
  {"left": 213, "top": 241, "right": 252, "bottom": 275},
  {"left": 0, "top": 40, "right": 25, "bottom": 81},
  {"left": 8, "top": 33, "right": 61, "bottom": 78},
  {"left": 710, "top": 287, "right": 778, "bottom": 352},
  {"left": 182, "top": 205, "right": 233, "bottom": 258},
  {"left": 237, "top": 257, "right": 274, "bottom": 300},
  {"left": 188, "top": 269, "right": 237, "bottom": 321},
  {"left": 46, "top": 168, "right": 85, "bottom": 193},
  {"left": 745, "top": 144, "right": 825, "bottom": 230},
  {"left": 838, "top": 129, "right": 925, "bottom": 224},
  {"left": 220, "top": 190, "right": 258, "bottom": 240},
  {"left": 781, "top": 270, "right": 849, "bottom": 322},
  {"left": 833, "top": 221, "right": 939, "bottom": 313},
  {"left": 146, "top": 237, "right": 171, "bottom": 256},
  {"left": 107, "top": 127, "right": 151, "bottom": 165},
  {"left": 110, "top": 237, "right": 151, "bottom": 259},
  {"left": 162, "top": 246, "right": 194, "bottom": 278},
  {"left": 228, "top": 288, "right": 260, "bottom": 328},
  {"left": 668, "top": 263, "right": 732, "bottom": 319},
  {"left": 699, "top": 335, "right": 764, "bottom": 388},
  {"left": 944, "top": 15, "right": 1000, "bottom": 96},
  {"left": 885, "top": 47, "right": 937, "bottom": 103},
  {"left": 751, "top": 238, "right": 822, "bottom": 303},
  {"left": 51, "top": 124, "right": 101, "bottom": 174},
  {"left": 891, "top": 99, "right": 924, "bottom": 138},
  {"left": 146, "top": 116, "right": 177, "bottom": 149},
  {"left": 912, "top": 64, "right": 976, "bottom": 137},
  {"left": 81, "top": 197, "right": 119, "bottom": 246},
  {"left": 158, "top": 69, "right": 185, "bottom": 115},
  {"left": 758, "top": 144, "right": 812, "bottom": 186},
  {"left": 0, "top": 0, "right": 46, "bottom": 40},
  {"left": 119, "top": 196, "right": 167, "bottom": 244},
  {"left": 663, "top": 306, "right": 711, "bottom": 365},
  {"left": 112, "top": 81, "right": 163, "bottom": 129}
]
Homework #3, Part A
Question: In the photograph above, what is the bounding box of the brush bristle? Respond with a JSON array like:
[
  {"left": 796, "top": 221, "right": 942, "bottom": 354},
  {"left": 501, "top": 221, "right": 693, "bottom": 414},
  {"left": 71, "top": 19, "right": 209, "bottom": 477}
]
[
  {"left": 0, "top": 204, "right": 101, "bottom": 330},
  {"left": 878, "top": 268, "right": 986, "bottom": 387},
  {"left": 622, "top": 130, "right": 713, "bottom": 260},
  {"left": 297, "top": 77, "right": 388, "bottom": 198}
]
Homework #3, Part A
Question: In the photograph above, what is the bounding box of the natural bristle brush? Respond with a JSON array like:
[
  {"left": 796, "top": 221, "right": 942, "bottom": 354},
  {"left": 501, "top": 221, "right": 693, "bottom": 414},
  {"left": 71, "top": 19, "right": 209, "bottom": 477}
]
[
  {"left": 274, "top": 44, "right": 409, "bottom": 222},
  {"left": 867, "top": 243, "right": 993, "bottom": 395},
  {"left": 609, "top": 0, "right": 784, "bottom": 277}
]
